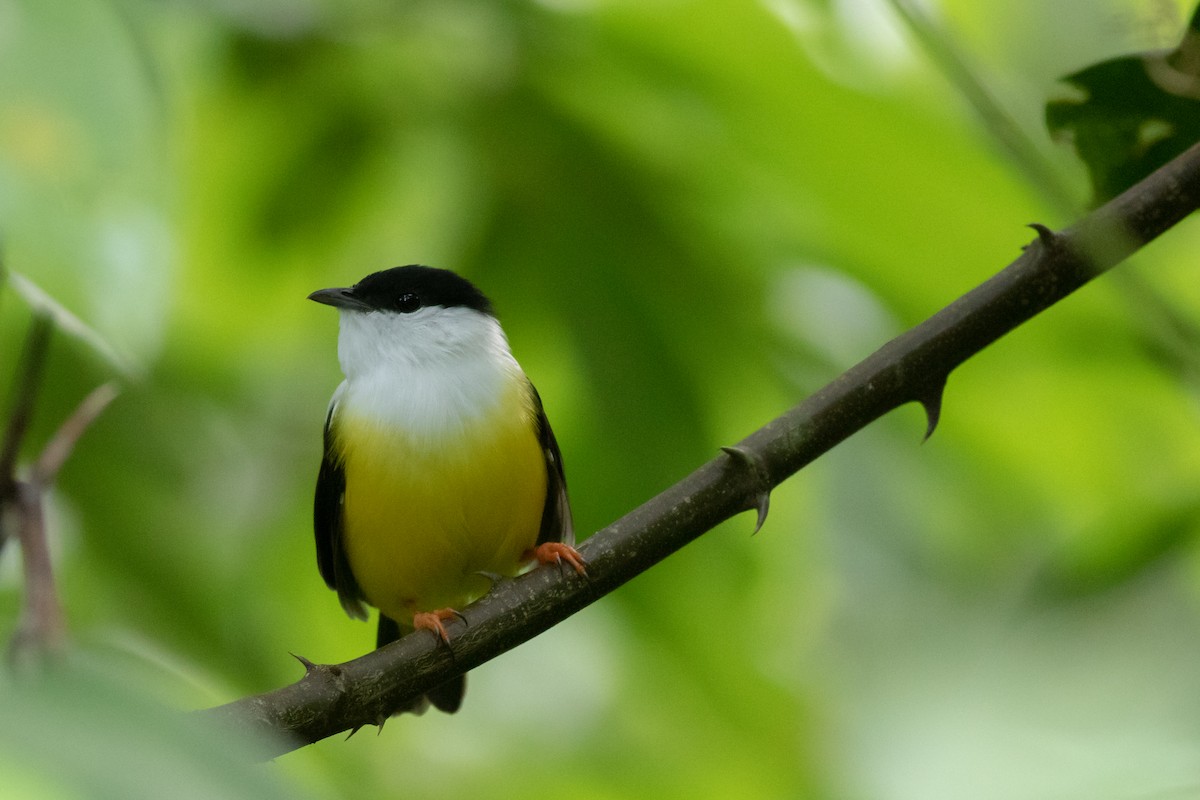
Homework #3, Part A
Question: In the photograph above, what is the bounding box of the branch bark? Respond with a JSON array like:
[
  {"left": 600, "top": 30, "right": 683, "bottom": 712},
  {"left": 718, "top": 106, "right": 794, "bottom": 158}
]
[{"left": 202, "top": 141, "right": 1200, "bottom": 759}]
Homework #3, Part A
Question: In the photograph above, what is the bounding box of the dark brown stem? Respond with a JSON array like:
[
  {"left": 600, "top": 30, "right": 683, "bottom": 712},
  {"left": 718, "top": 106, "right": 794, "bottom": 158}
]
[
  {"left": 7, "top": 478, "right": 66, "bottom": 665},
  {"left": 0, "top": 314, "right": 53, "bottom": 498}
]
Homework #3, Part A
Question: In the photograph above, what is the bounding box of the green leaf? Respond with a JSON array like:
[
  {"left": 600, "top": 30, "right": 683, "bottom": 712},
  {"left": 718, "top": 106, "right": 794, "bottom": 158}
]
[
  {"left": 1046, "top": 6, "right": 1200, "bottom": 205},
  {"left": 0, "top": 657, "right": 304, "bottom": 800}
]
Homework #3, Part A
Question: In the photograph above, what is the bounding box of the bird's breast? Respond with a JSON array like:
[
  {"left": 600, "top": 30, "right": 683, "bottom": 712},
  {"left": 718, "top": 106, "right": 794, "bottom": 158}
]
[{"left": 332, "top": 372, "right": 547, "bottom": 622}]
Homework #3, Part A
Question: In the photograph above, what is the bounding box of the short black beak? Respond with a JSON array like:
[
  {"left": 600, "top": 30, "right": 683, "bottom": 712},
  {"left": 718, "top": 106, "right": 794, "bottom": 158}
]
[{"left": 308, "top": 287, "right": 372, "bottom": 311}]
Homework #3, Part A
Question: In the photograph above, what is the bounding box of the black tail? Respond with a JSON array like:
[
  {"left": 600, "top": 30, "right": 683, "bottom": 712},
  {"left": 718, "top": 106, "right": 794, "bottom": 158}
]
[{"left": 377, "top": 614, "right": 467, "bottom": 714}]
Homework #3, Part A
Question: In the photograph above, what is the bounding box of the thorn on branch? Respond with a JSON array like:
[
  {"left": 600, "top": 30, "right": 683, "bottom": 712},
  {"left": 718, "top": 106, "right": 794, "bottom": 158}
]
[
  {"left": 719, "top": 446, "right": 771, "bottom": 535},
  {"left": 1027, "top": 222, "right": 1060, "bottom": 250},
  {"left": 916, "top": 379, "right": 946, "bottom": 442},
  {"left": 291, "top": 652, "right": 318, "bottom": 673}
]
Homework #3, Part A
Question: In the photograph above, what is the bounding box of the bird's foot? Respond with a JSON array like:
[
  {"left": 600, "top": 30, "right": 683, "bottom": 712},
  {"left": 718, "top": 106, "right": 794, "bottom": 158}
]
[
  {"left": 526, "top": 541, "right": 588, "bottom": 576},
  {"left": 413, "top": 608, "right": 466, "bottom": 645}
]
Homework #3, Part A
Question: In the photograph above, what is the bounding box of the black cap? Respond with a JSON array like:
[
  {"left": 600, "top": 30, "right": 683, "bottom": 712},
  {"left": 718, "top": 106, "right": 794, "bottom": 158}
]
[{"left": 309, "top": 265, "right": 494, "bottom": 316}]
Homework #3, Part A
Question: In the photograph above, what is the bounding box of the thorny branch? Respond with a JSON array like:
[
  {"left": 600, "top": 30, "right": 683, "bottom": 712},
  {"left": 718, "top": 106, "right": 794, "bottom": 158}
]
[{"left": 201, "top": 142, "right": 1200, "bottom": 759}]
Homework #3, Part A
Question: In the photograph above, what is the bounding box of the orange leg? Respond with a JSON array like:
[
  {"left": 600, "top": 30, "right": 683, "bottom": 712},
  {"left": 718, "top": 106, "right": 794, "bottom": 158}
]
[
  {"left": 526, "top": 541, "right": 588, "bottom": 576},
  {"left": 413, "top": 608, "right": 465, "bottom": 645}
]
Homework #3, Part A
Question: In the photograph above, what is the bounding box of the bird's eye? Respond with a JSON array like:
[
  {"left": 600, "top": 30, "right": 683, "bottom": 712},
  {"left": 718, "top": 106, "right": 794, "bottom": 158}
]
[{"left": 396, "top": 292, "right": 421, "bottom": 313}]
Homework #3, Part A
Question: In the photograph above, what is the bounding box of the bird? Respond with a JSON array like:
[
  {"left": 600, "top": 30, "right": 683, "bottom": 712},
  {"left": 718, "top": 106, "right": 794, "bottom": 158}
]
[{"left": 309, "top": 265, "right": 584, "bottom": 714}]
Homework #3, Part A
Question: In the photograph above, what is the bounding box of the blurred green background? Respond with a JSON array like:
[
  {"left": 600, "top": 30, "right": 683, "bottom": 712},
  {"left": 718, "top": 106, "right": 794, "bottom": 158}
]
[{"left": 2, "top": 0, "right": 1200, "bottom": 797}]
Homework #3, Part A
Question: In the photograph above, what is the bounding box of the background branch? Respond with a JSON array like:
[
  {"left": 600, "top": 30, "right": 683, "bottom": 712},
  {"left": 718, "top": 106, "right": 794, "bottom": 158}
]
[
  {"left": 0, "top": 316, "right": 120, "bottom": 665},
  {"left": 33, "top": 382, "right": 120, "bottom": 486},
  {"left": 0, "top": 314, "right": 54, "bottom": 501},
  {"left": 203, "top": 141, "right": 1200, "bottom": 760},
  {"left": 0, "top": 314, "right": 62, "bottom": 662}
]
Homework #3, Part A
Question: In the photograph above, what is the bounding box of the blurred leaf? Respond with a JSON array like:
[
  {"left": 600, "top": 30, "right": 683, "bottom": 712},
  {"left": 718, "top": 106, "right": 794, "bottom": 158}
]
[
  {"left": 0, "top": 656, "right": 303, "bottom": 800},
  {"left": 1046, "top": 5, "right": 1200, "bottom": 205},
  {"left": 1031, "top": 499, "right": 1200, "bottom": 602}
]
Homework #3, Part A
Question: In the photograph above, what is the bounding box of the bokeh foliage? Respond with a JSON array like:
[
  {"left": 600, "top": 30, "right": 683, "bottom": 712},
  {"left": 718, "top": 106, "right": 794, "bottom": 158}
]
[
  {"left": 1047, "top": 4, "right": 1200, "bottom": 205},
  {"left": 2, "top": 0, "right": 1200, "bottom": 797}
]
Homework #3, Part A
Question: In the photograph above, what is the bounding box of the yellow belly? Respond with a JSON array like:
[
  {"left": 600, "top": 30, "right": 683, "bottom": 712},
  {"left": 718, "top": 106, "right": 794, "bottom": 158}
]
[{"left": 335, "top": 407, "right": 547, "bottom": 625}]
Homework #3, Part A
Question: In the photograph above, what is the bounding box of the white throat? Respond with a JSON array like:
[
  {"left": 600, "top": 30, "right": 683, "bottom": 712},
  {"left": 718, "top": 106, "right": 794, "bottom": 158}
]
[{"left": 331, "top": 305, "right": 527, "bottom": 442}]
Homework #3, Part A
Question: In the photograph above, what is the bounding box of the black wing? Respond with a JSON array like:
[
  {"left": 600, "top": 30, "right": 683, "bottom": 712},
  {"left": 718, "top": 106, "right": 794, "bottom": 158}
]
[
  {"left": 314, "top": 400, "right": 368, "bottom": 620},
  {"left": 530, "top": 382, "right": 574, "bottom": 547}
]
